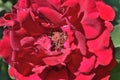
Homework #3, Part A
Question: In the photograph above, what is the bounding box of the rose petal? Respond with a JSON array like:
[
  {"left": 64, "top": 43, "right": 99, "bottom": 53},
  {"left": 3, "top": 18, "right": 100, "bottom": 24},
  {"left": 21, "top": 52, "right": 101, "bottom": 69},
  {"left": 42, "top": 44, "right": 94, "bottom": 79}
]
[
  {"left": 75, "top": 73, "right": 95, "bottom": 80},
  {"left": 87, "top": 28, "right": 113, "bottom": 66},
  {"left": 96, "top": 1, "right": 115, "bottom": 21},
  {"left": 8, "top": 66, "right": 41, "bottom": 80},
  {"left": 43, "top": 67, "right": 69, "bottom": 80},
  {"left": 17, "top": 9, "right": 48, "bottom": 36},
  {"left": 75, "top": 31, "right": 87, "bottom": 55},
  {"left": 38, "top": 7, "right": 65, "bottom": 26},
  {"left": 81, "top": 17, "right": 104, "bottom": 39},
  {"left": 18, "top": 0, "right": 30, "bottom": 8},
  {"left": 79, "top": 56, "right": 95, "bottom": 73},
  {"left": 0, "top": 35, "right": 12, "bottom": 59}
]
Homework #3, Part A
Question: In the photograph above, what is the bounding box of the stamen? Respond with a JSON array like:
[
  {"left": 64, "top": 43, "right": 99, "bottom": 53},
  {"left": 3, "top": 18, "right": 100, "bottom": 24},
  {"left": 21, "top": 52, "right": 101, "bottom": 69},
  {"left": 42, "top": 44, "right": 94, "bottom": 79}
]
[{"left": 49, "top": 32, "right": 67, "bottom": 50}]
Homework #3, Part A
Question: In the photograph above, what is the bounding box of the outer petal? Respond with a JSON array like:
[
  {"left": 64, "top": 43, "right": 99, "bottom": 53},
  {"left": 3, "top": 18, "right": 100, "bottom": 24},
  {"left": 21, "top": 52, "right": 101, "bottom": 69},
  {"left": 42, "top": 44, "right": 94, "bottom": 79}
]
[
  {"left": 81, "top": 17, "right": 104, "bottom": 39},
  {"left": 8, "top": 66, "right": 41, "bottom": 80},
  {"left": 87, "top": 26, "right": 113, "bottom": 66},
  {"left": 96, "top": 1, "right": 115, "bottom": 21},
  {"left": 75, "top": 73, "right": 95, "bottom": 80},
  {"left": 79, "top": 56, "right": 95, "bottom": 73},
  {"left": 93, "top": 58, "right": 116, "bottom": 80},
  {"left": 65, "top": 49, "right": 82, "bottom": 74},
  {"left": 46, "top": 69, "right": 69, "bottom": 80},
  {"left": 0, "top": 35, "right": 12, "bottom": 59}
]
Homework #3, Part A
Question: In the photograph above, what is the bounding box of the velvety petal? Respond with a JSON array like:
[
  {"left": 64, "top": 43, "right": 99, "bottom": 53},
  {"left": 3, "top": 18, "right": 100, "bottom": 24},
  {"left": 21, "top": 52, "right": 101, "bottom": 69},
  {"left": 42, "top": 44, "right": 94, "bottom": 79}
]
[
  {"left": 14, "top": 61, "right": 34, "bottom": 76},
  {"left": 75, "top": 73, "right": 95, "bottom": 80},
  {"left": 14, "top": 47, "right": 47, "bottom": 66},
  {"left": 48, "top": 0, "right": 61, "bottom": 10},
  {"left": 8, "top": 66, "right": 41, "bottom": 80},
  {"left": 44, "top": 68, "right": 69, "bottom": 80},
  {"left": 95, "top": 46, "right": 113, "bottom": 67},
  {"left": 96, "top": 1, "right": 115, "bottom": 21},
  {"left": 10, "top": 31, "right": 21, "bottom": 51},
  {"left": 93, "top": 58, "right": 116, "bottom": 80},
  {"left": 0, "top": 13, "right": 15, "bottom": 27},
  {"left": 32, "top": 65, "right": 48, "bottom": 74},
  {"left": 0, "top": 35, "right": 12, "bottom": 59},
  {"left": 87, "top": 32, "right": 113, "bottom": 66},
  {"left": 79, "top": 56, "right": 95, "bottom": 73},
  {"left": 62, "top": 0, "right": 79, "bottom": 16},
  {"left": 79, "top": 0, "right": 98, "bottom": 18},
  {"left": 62, "top": 0, "right": 78, "bottom": 7},
  {"left": 38, "top": 7, "right": 65, "bottom": 26},
  {"left": 30, "top": 0, "right": 52, "bottom": 10},
  {"left": 20, "top": 37, "right": 35, "bottom": 47},
  {"left": 43, "top": 49, "right": 70, "bottom": 66},
  {"left": 18, "top": 0, "right": 30, "bottom": 8},
  {"left": 87, "top": 26, "right": 112, "bottom": 50},
  {"left": 35, "top": 36, "right": 51, "bottom": 50},
  {"left": 61, "top": 25, "right": 74, "bottom": 44},
  {"left": 105, "top": 21, "right": 114, "bottom": 32},
  {"left": 75, "top": 31, "right": 87, "bottom": 55},
  {"left": 81, "top": 17, "right": 104, "bottom": 39},
  {"left": 17, "top": 9, "right": 48, "bottom": 36},
  {"left": 65, "top": 49, "right": 82, "bottom": 74}
]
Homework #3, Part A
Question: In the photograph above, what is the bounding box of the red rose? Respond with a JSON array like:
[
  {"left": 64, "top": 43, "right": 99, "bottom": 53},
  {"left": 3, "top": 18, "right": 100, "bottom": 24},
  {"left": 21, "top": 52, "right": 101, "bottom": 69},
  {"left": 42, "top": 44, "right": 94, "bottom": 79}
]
[{"left": 0, "top": 0, "right": 116, "bottom": 80}]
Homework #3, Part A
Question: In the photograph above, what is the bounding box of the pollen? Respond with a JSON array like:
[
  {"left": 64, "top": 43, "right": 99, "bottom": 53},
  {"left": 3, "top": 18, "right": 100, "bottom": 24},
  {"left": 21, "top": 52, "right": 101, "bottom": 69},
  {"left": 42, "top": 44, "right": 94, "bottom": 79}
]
[{"left": 50, "top": 32, "right": 67, "bottom": 50}]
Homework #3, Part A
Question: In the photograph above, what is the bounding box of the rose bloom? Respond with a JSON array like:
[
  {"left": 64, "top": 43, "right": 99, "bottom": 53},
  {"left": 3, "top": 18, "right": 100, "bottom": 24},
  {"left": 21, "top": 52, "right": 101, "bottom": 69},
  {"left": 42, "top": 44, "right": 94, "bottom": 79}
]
[{"left": 0, "top": 0, "right": 116, "bottom": 80}]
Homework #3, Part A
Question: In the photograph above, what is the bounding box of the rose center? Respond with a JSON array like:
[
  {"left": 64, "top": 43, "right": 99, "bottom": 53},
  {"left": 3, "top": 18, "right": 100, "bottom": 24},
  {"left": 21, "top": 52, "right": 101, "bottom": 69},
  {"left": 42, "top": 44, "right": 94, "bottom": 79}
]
[{"left": 50, "top": 32, "right": 67, "bottom": 50}]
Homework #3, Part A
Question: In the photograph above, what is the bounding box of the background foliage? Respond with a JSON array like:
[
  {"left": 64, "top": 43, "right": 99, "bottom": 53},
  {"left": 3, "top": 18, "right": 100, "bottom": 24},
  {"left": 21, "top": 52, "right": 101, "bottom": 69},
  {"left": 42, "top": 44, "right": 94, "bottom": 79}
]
[{"left": 0, "top": 0, "right": 120, "bottom": 80}]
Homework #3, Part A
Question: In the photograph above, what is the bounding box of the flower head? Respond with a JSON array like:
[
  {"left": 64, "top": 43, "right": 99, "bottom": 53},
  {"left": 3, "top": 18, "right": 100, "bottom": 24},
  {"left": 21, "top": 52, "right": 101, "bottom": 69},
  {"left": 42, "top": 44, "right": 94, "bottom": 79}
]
[{"left": 0, "top": 0, "right": 116, "bottom": 80}]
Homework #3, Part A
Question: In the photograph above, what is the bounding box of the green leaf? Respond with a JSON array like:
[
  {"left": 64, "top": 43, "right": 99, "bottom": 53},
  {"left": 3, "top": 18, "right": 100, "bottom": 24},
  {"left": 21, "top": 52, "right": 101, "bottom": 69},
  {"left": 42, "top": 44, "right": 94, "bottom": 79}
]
[
  {"left": 110, "top": 61, "right": 120, "bottom": 80},
  {"left": 115, "top": 47, "right": 120, "bottom": 59},
  {"left": 0, "top": 59, "right": 13, "bottom": 80},
  {"left": 3, "top": 1, "right": 12, "bottom": 12},
  {"left": 111, "top": 25, "right": 120, "bottom": 47}
]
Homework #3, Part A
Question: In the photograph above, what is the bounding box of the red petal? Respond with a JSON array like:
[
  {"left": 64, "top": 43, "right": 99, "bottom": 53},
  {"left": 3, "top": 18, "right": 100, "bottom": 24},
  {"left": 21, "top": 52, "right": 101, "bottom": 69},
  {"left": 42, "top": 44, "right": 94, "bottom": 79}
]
[
  {"left": 8, "top": 66, "right": 41, "bottom": 80},
  {"left": 0, "top": 35, "right": 12, "bottom": 59},
  {"left": 75, "top": 31, "right": 87, "bottom": 55},
  {"left": 10, "top": 31, "right": 21, "bottom": 51},
  {"left": 87, "top": 28, "right": 113, "bottom": 66},
  {"left": 18, "top": 0, "right": 30, "bottom": 8},
  {"left": 48, "top": 0, "right": 61, "bottom": 10},
  {"left": 79, "top": 56, "right": 95, "bottom": 73},
  {"left": 75, "top": 73, "right": 95, "bottom": 80},
  {"left": 95, "top": 47, "right": 113, "bottom": 67},
  {"left": 38, "top": 7, "right": 64, "bottom": 25},
  {"left": 96, "top": 1, "right": 115, "bottom": 21},
  {"left": 65, "top": 49, "right": 82, "bottom": 74},
  {"left": 17, "top": 9, "right": 48, "bottom": 36},
  {"left": 81, "top": 17, "right": 104, "bottom": 39},
  {"left": 14, "top": 62, "right": 33, "bottom": 76},
  {"left": 45, "top": 68, "right": 69, "bottom": 80}
]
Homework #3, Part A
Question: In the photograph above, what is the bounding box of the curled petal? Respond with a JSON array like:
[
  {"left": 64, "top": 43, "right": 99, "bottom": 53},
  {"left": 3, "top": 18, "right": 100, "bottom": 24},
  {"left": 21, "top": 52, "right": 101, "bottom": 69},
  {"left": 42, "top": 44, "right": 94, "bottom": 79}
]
[
  {"left": 75, "top": 73, "right": 95, "bottom": 80},
  {"left": 8, "top": 66, "right": 41, "bottom": 80},
  {"left": 82, "top": 17, "right": 104, "bottom": 39},
  {"left": 17, "top": 9, "right": 48, "bottom": 36},
  {"left": 38, "top": 7, "right": 65, "bottom": 26},
  {"left": 79, "top": 56, "right": 95, "bottom": 73},
  {"left": 0, "top": 35, "right": 12, "bottom": 59},
  {"left": 18, "top": 0, "right": 30, "bottom": 8},
  {"left": 75, "top": 31, "right": 87, "bottom": 55},
  {"left": 96, "top": 1, "right": 115, "bottom": 21}
]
